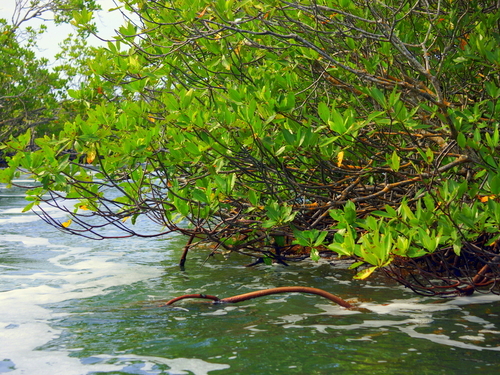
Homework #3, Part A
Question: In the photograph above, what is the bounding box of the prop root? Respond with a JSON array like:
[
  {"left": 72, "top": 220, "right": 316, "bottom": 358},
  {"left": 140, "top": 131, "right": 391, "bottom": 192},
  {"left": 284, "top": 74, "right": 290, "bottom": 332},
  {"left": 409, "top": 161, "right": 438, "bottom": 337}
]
[{"left": 162, "top": 286, "right": 352, "bottom": 308}]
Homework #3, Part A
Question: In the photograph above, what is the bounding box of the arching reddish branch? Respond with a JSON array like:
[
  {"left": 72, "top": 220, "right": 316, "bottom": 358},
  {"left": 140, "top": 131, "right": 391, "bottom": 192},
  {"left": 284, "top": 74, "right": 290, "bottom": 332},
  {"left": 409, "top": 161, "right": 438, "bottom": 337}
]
[
  {"left": 162, "top": 286, "right": 353, "bottom": 309},
  {"left": 163, "top": 293, "right": 221, "bottom": 305}
]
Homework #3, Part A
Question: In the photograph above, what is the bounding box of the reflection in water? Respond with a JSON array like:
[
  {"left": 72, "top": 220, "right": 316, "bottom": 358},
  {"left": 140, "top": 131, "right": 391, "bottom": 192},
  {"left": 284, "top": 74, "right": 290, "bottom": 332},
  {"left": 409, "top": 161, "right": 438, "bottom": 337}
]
[{"left": 1, "top": 182, "right": 500, "bottom": 374}]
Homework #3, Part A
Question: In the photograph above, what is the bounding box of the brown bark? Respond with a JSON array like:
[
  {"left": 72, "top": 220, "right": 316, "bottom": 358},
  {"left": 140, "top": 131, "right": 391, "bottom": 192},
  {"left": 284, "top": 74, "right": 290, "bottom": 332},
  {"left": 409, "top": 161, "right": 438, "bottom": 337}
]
[{"left": 162, "top": 286, "right": 353, "bottom": 309}]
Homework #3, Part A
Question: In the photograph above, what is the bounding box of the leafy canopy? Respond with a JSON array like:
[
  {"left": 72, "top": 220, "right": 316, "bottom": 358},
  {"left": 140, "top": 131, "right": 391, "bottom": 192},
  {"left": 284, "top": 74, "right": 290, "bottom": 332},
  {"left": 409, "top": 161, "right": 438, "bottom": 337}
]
[
  {"left": 0, "top": 0, "right": 101, "bottom": 143},
  {"left": 2, "top": 0, "right": 500, "bottom": 290}
]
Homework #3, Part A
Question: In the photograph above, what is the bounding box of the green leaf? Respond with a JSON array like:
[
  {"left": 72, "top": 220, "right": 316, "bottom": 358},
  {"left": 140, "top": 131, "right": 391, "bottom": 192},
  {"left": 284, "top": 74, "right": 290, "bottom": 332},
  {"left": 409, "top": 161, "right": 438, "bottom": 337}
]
[
  {"left": 248, "top": 189, "right": 259, "bottom": 206},
  {"left": 21, "top": 201, "right": 36, "bottom": 213},
  {"left": 490, "top": 173, "right": 500, "bottom": 195},
  {"left": 314, "top": 231, "right": 328, "bottom": 247},
  {"left": 274, "top": 235, "right": 286, "bottom": 247},
  {"left": 370, "top": 87, "right": 386, "bottom": 107},
  {"left": 310, "top": 248, "right": 320, "bottom": 262},
  {"left": 390, "top": 151, "right": 400, "bottom": 172},
  {"left": 457, "top": 132, "right": 467, "bottom": 148},
  {"left": 318, "top": 102, "right": 330, "bottom": 123},
  {"left": 329, "top": 109, "right": 346, "bottom": 134},
  {"left": 453, "top": 239, "right": 462, "bottom": 256},
  {"left": 173, "top": 197, "right": 190, "bottom": 217},
  {"left": 348, "top": 261, "right": 365, "bottom": 270},
  {"left": 425, "top": 147, "right": 434, "bottom": 164},
  {"left": 228, "top": 89, "right": 242, "bottom": 104},
  {"left": 181, "top": 89, "right": 194, "bottom": 109},
  {"left": 192, "top": 189, "right": 209, "bottom": 204}
]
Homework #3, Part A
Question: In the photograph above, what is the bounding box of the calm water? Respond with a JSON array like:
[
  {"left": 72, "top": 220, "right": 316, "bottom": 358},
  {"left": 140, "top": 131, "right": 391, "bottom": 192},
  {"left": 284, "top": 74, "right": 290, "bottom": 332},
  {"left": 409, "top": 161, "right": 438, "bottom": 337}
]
[{"left": 1, "top": 181, "right": 500, "bottom": 374}]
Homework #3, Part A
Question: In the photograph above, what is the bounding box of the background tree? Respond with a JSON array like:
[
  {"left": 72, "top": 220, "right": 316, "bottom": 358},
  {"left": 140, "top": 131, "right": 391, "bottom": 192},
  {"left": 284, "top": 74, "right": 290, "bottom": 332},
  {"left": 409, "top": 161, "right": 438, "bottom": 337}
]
[
  {"left": 3, "top": 0, "right": 500, "bottom": 295},
  {"left": 0, "top": 0, "right": 99, "bottom": 144}
]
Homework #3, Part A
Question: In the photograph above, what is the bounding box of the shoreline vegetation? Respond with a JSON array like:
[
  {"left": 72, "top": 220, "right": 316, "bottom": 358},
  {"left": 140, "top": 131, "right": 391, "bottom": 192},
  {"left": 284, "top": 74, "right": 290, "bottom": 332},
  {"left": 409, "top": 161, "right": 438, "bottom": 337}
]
[{"left": 1, "top": 0, "right": 500, "bottom": 297}]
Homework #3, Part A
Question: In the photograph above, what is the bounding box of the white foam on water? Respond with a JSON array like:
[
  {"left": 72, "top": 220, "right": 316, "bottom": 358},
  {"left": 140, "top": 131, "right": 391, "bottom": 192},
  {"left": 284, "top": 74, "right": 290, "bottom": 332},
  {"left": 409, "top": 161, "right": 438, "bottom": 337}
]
[
  {"left": 462, "top": 313, "right": 494, "bottom": 327},
  {"left": 459, "top": 335, "right": 485, "bottom": 341},
  {"left": 2, "top": 235, "right": 51, "bottom": 247},
  {"left": 0, "top": 182, "right": 221, "bottom": 374},
  {"left": 9, "top": 179, "right": 38, "bottom": 184},
  {"left": 88, "top": 354, "right": 230, "bottom": 375},
  {"left": 0, "top": 207, "right": 27, "bottom": 214},
  {"left": 399, "top": 325, "right": 500, "bottom": 351},
  {"left": 1, "top": 321, "right": 88, "bottom": 375},
  {"left": 443, "top": 293, "right": 500, "bottom": 306},
  {"left": 0, "top": 202, "right": 66, "bottom": 223},
  {"left": 359, "top": 299, "right": 461, "bottom": 316},
  {"left": 0, "top": 215, "right": 41, "bottom": 224},
  {"left": 0, "top": 241, "right": 175, "bottom": 374},
  {"left": 279, "top": 294, "right": 500, "bottom": 352},
  {"left": 282, "top": 315, "right": 499, "bottom": 350}
]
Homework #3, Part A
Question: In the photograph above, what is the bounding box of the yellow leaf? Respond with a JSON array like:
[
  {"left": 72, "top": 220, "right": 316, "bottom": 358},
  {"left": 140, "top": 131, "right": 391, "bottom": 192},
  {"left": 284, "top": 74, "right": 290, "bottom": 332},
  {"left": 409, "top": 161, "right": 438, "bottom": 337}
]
[
  {"left": 353, "top": 266, "right": 377, "bottom": 280},
  {"left": 479, "top": 195, "right": 495, "bottom": 203},
  {"left": 61, "top": 219, "right": 72, "bottom": 228},
  {"left": 197, "top": 5, "right": 209, "bottom": 18},
  {"left": 122, "top": 216, "right": 130, "bottom": 222},
  {"left": 79, "top": 205, "right": 89, "bottom": 210},
  {"left": 337, "top": 151, "right": 344, "bottom": 167},
  {"left": 86, "top": 150, "right": 96, "bottom": 164}
]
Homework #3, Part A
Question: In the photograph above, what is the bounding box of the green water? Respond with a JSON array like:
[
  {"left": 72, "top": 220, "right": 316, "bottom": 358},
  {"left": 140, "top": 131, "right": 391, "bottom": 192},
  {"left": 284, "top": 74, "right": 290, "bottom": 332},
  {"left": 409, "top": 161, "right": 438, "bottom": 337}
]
[{"left": 1, "top": 182, "right": 500, "bottom": 374}]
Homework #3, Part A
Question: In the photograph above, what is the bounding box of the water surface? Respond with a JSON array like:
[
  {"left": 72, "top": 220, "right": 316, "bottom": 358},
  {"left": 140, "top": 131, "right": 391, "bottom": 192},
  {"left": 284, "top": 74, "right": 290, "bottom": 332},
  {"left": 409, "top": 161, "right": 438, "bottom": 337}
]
[{"left": 1, "top": 182, "right": 500, "bottom": 374}]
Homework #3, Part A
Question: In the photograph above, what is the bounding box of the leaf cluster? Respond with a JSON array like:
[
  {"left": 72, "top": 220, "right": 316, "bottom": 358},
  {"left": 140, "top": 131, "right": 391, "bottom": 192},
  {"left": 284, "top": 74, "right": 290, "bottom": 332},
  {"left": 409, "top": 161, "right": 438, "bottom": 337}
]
[
  {"left": 0, "top": 0, "right": 101, "bottom": 145},
  {"left": 3, "top": 0, "right": 500, "bottom": 292}
]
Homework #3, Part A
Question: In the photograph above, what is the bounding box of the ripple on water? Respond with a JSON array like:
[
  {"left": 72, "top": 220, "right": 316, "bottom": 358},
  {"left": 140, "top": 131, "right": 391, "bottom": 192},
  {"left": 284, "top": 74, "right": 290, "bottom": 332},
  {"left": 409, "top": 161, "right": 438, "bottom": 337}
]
[{"left": 2, "top": 183, "right": 500, "bottom": 374}]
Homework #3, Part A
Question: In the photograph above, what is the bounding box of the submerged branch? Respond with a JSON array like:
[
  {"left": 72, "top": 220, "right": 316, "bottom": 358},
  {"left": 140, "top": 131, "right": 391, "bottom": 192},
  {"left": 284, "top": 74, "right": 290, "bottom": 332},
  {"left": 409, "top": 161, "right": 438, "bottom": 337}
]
[{"left": 162, "top": 286, "right": 353, "bottom": 309}]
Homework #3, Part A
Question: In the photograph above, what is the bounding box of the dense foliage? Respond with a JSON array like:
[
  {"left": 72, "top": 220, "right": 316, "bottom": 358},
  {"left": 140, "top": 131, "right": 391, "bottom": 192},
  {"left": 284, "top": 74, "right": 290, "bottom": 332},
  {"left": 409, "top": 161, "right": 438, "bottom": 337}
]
[
  {"left": 0, "top": 0, "right": 99, "bottom": 144},
  {"left": 2, "top": 0, "right": 500, "bottom": 295},
  {"left": 0, "top": 19, "right": 63, "bottom": 142}
]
